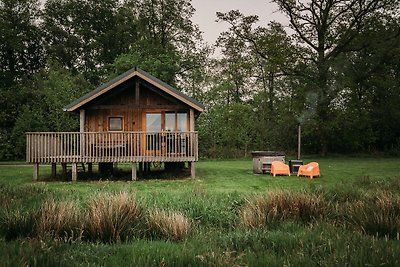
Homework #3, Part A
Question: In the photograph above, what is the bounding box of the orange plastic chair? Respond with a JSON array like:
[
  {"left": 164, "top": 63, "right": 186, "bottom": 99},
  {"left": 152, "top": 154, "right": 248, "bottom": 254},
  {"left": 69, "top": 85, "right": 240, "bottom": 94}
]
[
  {"left": 297, "top": 162, "right": 320, "bottom": 179},
  {"left": 270, "top": 161, "right": 291, "bottom": 177}
]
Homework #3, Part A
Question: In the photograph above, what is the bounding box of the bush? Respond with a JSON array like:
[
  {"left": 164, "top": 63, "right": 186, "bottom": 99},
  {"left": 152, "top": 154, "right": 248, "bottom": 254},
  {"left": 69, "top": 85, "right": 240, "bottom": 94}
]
[
  {"left": 36, "top": 200, "right": 82, "bottom": 241},
  {"left": 1, "top": 210, "right": 36, "bottom": 241},
  {"left": 241, "top": 191, "right": 328, "bottom": 228},
  {"left": 146, "top": 209, "right": 191, "bottom": 241},
  {"left": 343, "top": 193, "right": 400, "bottom": 239},
  {"left": 85, "top": 192, "right": 142, "bottom": 243}
]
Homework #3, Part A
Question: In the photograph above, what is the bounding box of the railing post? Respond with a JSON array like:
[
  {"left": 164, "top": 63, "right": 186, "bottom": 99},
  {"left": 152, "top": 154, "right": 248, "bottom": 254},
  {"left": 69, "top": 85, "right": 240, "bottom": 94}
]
[{"left": 26, "top": 134, "right": 29, "bottom": 163}]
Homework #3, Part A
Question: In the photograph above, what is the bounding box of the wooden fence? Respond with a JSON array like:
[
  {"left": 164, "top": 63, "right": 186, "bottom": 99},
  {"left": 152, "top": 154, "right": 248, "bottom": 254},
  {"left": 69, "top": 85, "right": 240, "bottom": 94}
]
[{"left": 26, "top": 132, "right": 198, "bottom": 163}]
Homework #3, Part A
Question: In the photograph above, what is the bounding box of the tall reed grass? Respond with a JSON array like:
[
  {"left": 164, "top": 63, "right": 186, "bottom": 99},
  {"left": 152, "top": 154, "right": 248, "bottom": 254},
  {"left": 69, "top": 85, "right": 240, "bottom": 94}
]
[
  {"left": 85, "top": 192, "right": 142, "bottom": 243},
  {"left": 36, "top": 200, "right": 82, "bottom": 241},
  {"left": 146, "top": 209, "right": 191, "bottom": 241},
  {"left": 241, "top": 191, "right": 327, "bottom": 228},
  {"left": 2, "top": 210, "right": 36, "bottom": 240},
  {"left": 343, "top": 193, "right": 400, "bottom": 239}
]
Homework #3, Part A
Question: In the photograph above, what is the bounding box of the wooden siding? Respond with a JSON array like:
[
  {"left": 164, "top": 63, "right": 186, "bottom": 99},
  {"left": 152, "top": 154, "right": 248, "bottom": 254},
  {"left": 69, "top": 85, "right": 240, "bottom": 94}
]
[
  {"left": 84, "top": 80, "right": 190, "bottom": 132},
  {"left": 26, "top": 132, "right": 198, "bottom": 164}
]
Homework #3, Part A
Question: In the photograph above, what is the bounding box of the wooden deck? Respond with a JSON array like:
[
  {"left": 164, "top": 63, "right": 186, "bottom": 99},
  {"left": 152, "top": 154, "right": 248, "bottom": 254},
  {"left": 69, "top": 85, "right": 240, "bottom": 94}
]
[{"left": 26, "top": 131, "right": 198, "bottom": 164}]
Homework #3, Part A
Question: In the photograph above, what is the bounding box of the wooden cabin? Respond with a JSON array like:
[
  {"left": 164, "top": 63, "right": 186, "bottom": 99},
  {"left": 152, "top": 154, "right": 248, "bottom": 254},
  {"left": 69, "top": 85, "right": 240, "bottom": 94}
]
[{"left": 26, "top": 67, "right": 204, "bottom": 181}]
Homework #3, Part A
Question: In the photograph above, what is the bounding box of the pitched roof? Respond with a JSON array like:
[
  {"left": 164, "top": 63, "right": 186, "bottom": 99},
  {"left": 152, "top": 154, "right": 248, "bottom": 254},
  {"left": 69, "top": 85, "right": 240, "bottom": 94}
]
[{"left": 63, "top": 67, "right": 205, "bottom": 112}]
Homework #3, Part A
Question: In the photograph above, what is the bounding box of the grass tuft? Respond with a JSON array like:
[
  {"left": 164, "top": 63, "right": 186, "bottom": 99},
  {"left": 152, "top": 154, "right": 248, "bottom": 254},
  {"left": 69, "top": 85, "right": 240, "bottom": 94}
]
[
  {"left": 146, "top": 209, "right": 191, "bottom": 241},
  {"left": 241, "top": 191, "right": 327, "bottom": 228},
  {"left": 85, "top": 191, "right": 142, "bottom": 243},
  {"left": 344, "top": 193, "right": 400, "bottom": 239},
  {"left": 1, "top": 210, "right": 35, "bottom": 240},
  {"left": 36, "top": 200, "right": 82, "bottom": 241}
]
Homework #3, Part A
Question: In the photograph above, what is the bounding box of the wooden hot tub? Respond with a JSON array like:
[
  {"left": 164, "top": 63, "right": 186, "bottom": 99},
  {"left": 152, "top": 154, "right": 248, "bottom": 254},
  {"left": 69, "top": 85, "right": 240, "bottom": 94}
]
[{"left": 251, "top": 151, "right": 285, "bottom": 174}]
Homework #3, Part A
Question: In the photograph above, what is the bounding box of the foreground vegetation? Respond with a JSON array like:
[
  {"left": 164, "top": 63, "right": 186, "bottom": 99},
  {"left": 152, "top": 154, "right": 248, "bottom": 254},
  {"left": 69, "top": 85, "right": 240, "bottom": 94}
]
[{"left": 0, "top": 157, "right": 399, "bottom": 266}]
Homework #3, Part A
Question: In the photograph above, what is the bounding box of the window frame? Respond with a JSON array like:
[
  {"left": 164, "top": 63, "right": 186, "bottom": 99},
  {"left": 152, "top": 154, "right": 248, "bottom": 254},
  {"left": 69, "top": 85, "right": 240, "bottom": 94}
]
[{"left": 108, "top": 116, "right": 124, "bottom": 132}]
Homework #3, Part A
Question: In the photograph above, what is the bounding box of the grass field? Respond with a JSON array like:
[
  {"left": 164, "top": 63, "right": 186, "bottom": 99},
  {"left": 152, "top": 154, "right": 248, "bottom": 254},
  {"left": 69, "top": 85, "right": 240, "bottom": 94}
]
[{"left": 0, "top": 157, "right": 399, "bottom": 266}]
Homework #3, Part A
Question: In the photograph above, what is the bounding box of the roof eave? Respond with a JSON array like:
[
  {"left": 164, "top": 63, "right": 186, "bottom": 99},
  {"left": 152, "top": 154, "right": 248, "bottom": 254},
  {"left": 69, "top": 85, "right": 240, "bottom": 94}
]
[{"left": 64, "top": 67, "right": 205, "bottom": 112}]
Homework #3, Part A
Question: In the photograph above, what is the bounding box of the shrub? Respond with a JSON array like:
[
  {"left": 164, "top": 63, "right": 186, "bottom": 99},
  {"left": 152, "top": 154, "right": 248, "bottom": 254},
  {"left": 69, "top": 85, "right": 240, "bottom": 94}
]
[
  {"left": 241, "top": 191, "right": 327, "bottom": 228},
  {"left": 146, "top": 209, "right": 191, "bottom": 241},
  {"left": 85, "top": 192, "right": 142, "bottom": 243},
  {"left": 1, "top": 210, "right": 36, "bottom": 240},
  {"left": 344, "top": 193, "right": 400, "bottom": 239},
  {"left": 36, "top": 200, "right": 82, "bottom": 241}
]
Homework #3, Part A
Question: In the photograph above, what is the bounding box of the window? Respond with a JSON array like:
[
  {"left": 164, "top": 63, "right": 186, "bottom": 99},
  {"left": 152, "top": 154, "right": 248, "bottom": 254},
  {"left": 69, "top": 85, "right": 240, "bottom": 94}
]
[
  {"left": 177, "top": 113, "right": 187, "bottom": 132},
  {"left": 109, "top": 117, "right": 123, "bottom": 131},
  {"left": 165, "top": 112, "right": 175, "bottom": 132},
  {"left": 146, "top": 113, "right": 161, "bottom": 132}
]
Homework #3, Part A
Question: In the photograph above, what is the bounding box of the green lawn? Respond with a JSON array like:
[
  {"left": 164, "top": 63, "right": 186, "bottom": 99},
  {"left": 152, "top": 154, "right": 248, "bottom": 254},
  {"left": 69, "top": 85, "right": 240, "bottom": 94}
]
[{"left": 0, "top": 157, "right": 399, "bottom": 266}]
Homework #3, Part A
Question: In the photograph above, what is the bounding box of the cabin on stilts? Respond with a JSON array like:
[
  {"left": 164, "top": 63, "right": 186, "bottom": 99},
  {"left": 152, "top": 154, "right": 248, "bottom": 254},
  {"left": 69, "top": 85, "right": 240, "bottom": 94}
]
[{"left": 26, "top": 67, "right": 204, "bottom": 181}]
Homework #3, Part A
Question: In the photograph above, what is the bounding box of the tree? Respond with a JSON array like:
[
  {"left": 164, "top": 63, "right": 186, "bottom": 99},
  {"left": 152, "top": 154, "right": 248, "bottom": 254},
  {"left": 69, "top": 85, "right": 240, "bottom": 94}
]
[
  {"left": 273, "top": 0, "right": 400, "bottom": 154},
  {"left": 11, "top": 61, "right": 89, "bottom": 158},
  {"left": 211, "top": 11, "right": 298, "bottom": 152},
  {"left": 0, "top": 0, "right": 43, "bottom": 86},
  {"left": 42, "top": 0, "right": 138, "bottom": 84},
  {"left": 0, "top": 0, "right": 44, "bottom": 159},
  {"left": 216, "top": 11, "right": 295, "bottom": 110},
  {"left": 111, "top": 0, "right": 210, "bottom": 91},
  {"left": 332, "top": 15, "right": 400, "bottom": 153}
]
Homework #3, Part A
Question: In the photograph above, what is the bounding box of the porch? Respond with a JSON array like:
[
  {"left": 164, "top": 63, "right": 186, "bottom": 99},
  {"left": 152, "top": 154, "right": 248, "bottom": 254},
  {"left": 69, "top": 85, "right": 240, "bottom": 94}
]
[{"left": 26, "top": 131, "right": 198, "bottom": 181}]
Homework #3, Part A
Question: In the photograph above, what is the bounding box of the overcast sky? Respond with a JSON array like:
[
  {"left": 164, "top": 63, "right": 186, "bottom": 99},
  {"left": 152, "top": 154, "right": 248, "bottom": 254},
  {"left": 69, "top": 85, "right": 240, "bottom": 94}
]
[
  {"left": 191, "top": 0, "right": 287, "bottom": 45},
  {"left": 40, "top": 0, "right": 286, "bottom": 46}
]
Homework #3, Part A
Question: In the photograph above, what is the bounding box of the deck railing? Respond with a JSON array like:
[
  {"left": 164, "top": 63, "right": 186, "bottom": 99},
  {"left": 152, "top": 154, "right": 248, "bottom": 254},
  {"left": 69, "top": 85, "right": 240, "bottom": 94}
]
[{"left": 26, "top": 131, "right": 198, "bottom": 163}]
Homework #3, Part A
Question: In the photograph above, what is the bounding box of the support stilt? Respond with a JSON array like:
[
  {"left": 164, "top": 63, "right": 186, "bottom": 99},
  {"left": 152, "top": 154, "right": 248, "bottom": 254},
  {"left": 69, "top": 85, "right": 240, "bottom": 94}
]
[
  {"left": 190, "top": 162, "right": 196, "bottom": 178},
  {"left": 139, "top": 162, "right": 143, "bottom": 175},
  {"left": 131, "top": 163, "right": 137, "bottom": 181},
  {"left": 146, "top": 162, "right": 151, "bottom": 172},
  {"left": 72, "top": 163, "right": 77, "bottom": 182},
  {"left": 61, "top": 163, "right": 67, "bottom": 179},
  {"left": 88, "top": 163, "right": 93, "bottom": 176},
  {"left": 33, "top": 163, "right": 39, "bottom": 181},
  {"left": 51, "top": 163, "right": 57, "bottom": 178}
]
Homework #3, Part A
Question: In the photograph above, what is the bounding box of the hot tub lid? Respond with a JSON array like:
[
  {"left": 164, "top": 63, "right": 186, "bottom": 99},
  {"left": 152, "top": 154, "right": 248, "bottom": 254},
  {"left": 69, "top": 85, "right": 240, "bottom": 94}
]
[{"left": 251, "top": 151, "right": 285, "bottom": 157}]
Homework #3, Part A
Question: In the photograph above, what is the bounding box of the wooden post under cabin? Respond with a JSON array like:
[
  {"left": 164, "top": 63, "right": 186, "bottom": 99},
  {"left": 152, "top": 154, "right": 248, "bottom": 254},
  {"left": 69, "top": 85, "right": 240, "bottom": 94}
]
[
  {"left": 33, "top": 163, "right": 39, "bottom": 181},
  {"left": 190, "top": 162, "right": 196, "bottom": 179},
  {"left": 131, "top": 163, "right": 137, "bottom": 181},
  {"left": 61, "top": 163, "right": 67, "bottom": 179},
  {"left": 72, "top": 163, "right": 77, "bottom": 181},
  {"left": 88, "top": 163, "right": 93, "bottom": 176},
  {"left": 51, "top": 163, "right": 57, "bottom": 178},
  {"left": 139, "top": 162, "right": 143, "bottom": 176}
]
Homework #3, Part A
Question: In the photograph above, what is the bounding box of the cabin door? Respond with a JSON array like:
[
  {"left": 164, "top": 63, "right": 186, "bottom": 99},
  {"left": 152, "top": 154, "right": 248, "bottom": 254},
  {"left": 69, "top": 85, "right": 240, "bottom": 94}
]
[{"left": 144, "top": 112, "right": 188, "bottom": 156}]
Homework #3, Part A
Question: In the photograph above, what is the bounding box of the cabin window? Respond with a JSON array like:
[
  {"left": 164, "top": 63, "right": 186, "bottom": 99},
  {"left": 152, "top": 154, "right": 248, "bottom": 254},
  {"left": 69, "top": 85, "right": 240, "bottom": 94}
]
[
  {"left": 146, "top": 113, "right": 161, "bottom": 132},
  {"left": 165, "top": 112, "right": 175, "bottom": 132},
  {"left": 109, "top": 117, "right": 123, "bottom": 131},
  {"left": 177, "top": 113, "right": 187, "bottom": 132}
]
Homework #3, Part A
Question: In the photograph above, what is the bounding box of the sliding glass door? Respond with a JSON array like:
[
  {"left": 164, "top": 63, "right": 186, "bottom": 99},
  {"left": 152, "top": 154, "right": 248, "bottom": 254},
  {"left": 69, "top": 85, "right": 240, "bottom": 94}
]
[{"left": 145, "top": 111, "right": 188, "bottom": 155}]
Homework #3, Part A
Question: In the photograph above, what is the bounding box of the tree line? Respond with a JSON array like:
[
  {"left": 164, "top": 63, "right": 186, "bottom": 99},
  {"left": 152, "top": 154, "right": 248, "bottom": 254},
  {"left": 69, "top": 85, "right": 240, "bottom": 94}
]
[{"left": 1, "top": 0, "right": 399, "bottom": 160}]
